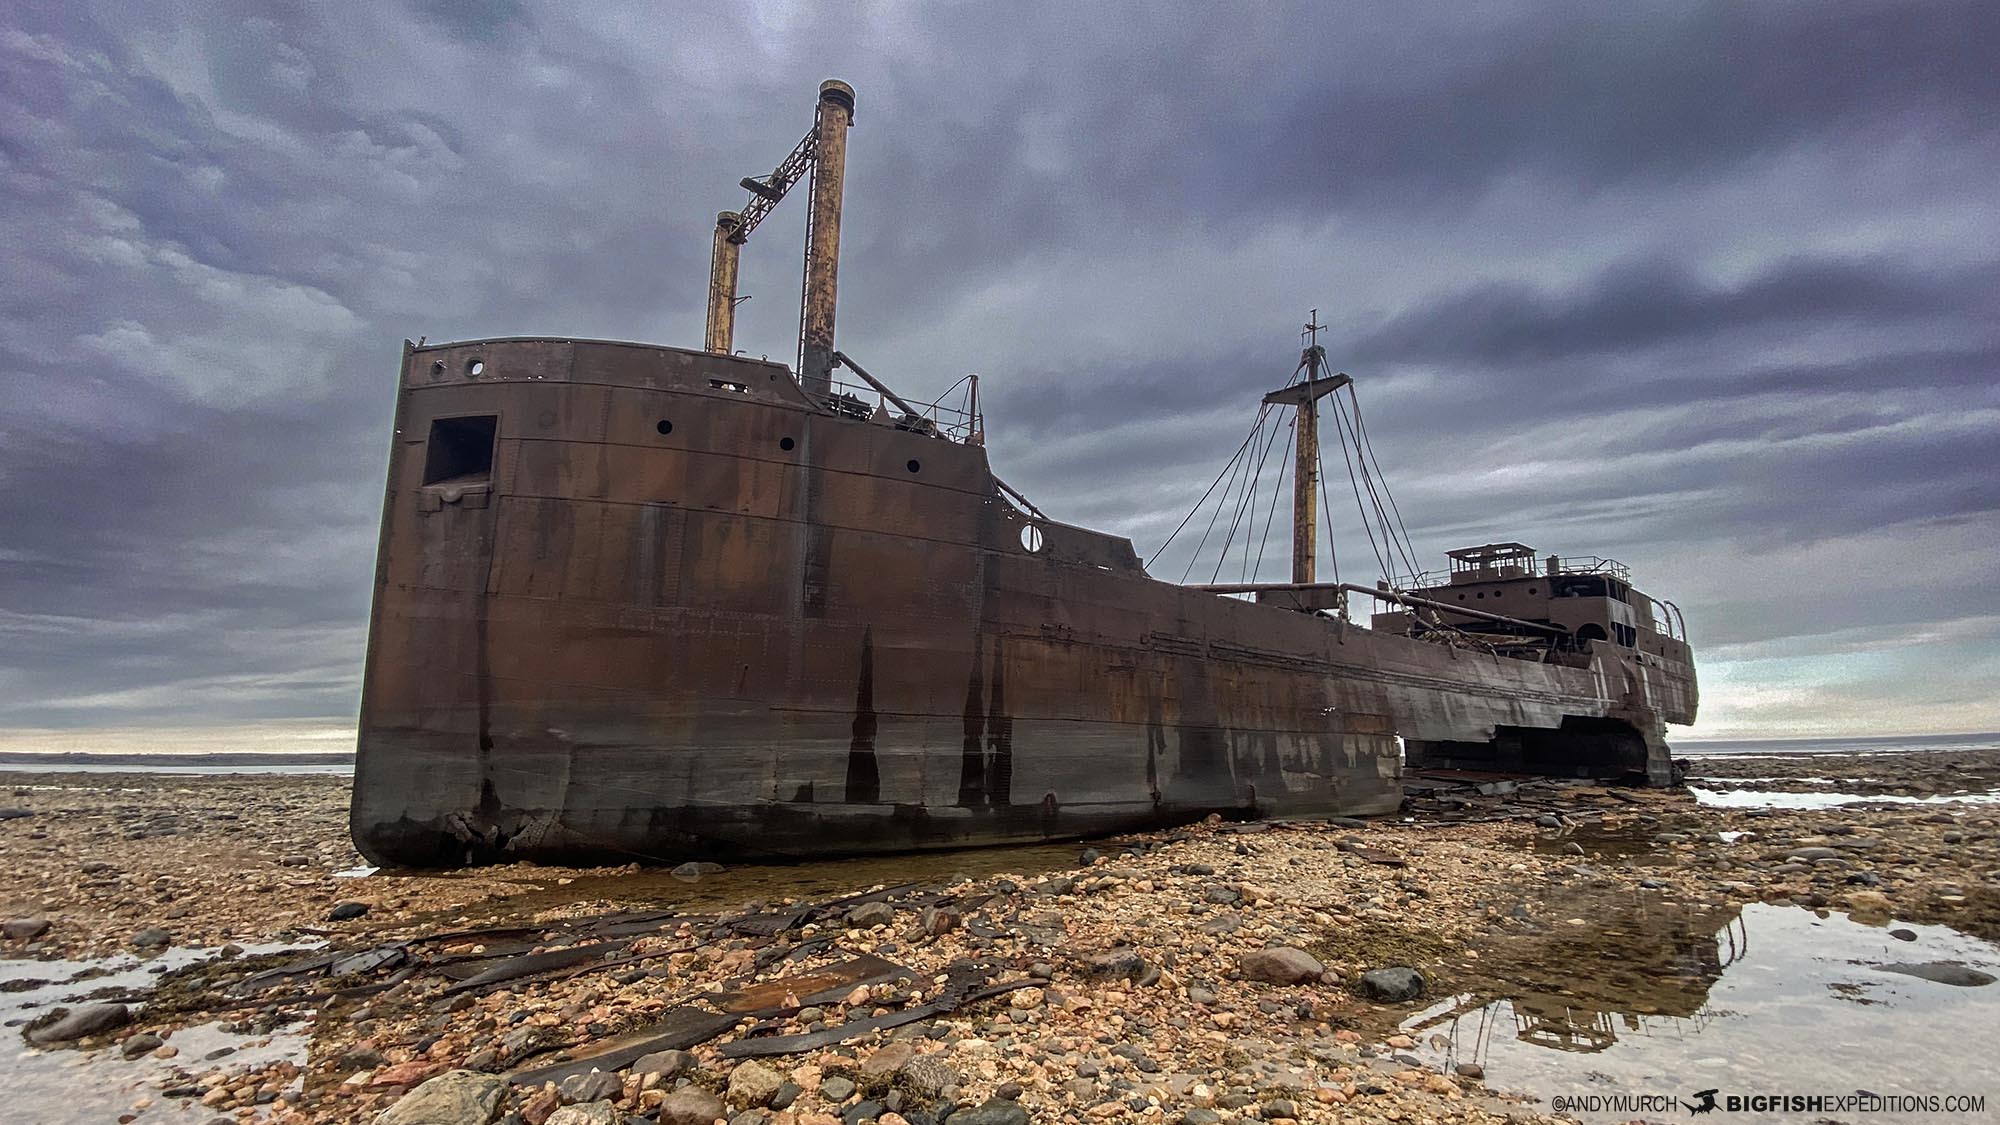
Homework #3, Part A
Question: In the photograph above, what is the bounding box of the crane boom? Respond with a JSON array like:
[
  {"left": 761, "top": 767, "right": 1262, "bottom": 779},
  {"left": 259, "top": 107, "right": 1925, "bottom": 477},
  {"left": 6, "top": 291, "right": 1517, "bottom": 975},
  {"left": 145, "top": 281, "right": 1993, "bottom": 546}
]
[{"left": 732, "top": 127, "right": 817, "bottom": 243}]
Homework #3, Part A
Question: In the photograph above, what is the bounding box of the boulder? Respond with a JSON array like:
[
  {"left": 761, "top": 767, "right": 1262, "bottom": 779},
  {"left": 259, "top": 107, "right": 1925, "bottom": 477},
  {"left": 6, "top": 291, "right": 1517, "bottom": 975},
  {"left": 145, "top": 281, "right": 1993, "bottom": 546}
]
[
  {"left": 26, "top": 1002, "right": 130, "bottom": 1045},
  {"left": 373, "top": 1070, "right": 507, "bottom": 1125},
  {"left": 1238, "top": 947, "right": 1324, "bottom": 985},
  {"left": 131, "top": 927, "right": 171, "bottom": 949},
  {"left": 1080, "top": 948, "right": 1146, "bottom": 981},
  {"left": 329, "top": 902, "right": 370, "bottom": 922},
  {"left": 1353, "top": 967, "right": 1426, "bottom": 1002},
  {"left": 3, "top": 917, "right": 51, "bottom": 941},
  {"left": 846, "top": 902, "right": 896, "bottom": 929},
  {"left": 1875, "top": 961, "right": 1996, "bottom": 987}
]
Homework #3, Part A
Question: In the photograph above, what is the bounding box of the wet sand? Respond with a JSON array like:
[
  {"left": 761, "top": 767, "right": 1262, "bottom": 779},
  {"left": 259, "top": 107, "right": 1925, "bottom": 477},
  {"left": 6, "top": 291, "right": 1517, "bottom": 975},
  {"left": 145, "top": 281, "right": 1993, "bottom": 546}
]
[{"left": 1, "top": 745, "right": 1996, "bottom": 1124}]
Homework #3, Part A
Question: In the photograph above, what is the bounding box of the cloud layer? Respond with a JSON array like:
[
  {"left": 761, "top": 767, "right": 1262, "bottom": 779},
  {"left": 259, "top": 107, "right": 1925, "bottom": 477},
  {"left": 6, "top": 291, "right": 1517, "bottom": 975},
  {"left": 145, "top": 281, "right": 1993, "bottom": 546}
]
[{"left": 3, "top": 1, "right": 1996, "bottom": 743}]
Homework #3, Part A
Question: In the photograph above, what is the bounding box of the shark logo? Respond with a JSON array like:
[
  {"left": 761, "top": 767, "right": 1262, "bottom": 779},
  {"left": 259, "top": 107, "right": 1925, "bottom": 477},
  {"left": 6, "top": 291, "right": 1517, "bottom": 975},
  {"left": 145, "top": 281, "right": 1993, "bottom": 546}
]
[{"left": 1687, "top": 1089, "right": 1719, "bottom": 1115}]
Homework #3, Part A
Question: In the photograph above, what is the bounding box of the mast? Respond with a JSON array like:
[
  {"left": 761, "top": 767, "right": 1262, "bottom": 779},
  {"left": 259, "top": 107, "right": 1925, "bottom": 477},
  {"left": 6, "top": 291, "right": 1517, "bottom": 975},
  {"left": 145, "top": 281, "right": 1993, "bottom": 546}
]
[{"left": 1259, "top": 312, "right": 1350, "bottom": 585}]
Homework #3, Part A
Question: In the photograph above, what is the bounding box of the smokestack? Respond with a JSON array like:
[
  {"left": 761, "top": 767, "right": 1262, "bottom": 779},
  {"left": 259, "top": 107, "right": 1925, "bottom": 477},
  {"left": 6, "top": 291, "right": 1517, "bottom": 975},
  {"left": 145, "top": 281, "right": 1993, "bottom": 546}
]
[
  {"left": 704, "top": 211, "right": 743, "bottom": 354},
  {"left": 799, "top": 79, "right": 854, "bottom": 395}
]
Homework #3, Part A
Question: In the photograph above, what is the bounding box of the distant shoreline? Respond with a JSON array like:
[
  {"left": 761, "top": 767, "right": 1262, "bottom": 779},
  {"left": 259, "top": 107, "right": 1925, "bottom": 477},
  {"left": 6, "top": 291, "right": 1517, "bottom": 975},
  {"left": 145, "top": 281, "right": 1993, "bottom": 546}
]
[{"left": 0, "top": 750, "right": 353, "bottom": 770}]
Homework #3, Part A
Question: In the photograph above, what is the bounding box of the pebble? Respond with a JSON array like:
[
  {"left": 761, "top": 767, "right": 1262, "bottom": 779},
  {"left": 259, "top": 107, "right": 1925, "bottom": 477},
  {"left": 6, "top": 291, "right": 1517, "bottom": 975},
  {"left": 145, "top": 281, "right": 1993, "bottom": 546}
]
[
  {"left": 559, "top": 1070, "right": 624, "bottom": 1104},
  {"left": 631, "top": 1049, "right": 696, "bottom": 1078},
  {"left": 547, "top": 1102, "right": 620, "bottom": 1125},
  {"left": 658, "top": 1089, "right": 727, "bottom": 1125},
  {"left": 944, "top": 1098, "right": 1029, "bottom": 1125},
  {"left": 729, "top": 1060, "right": 786, "bottom": 1106}
]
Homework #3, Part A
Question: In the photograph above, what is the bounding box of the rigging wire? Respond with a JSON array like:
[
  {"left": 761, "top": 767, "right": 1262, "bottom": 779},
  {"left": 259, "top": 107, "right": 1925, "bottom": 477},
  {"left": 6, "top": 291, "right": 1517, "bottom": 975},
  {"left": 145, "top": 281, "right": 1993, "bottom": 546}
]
[
  {"left": 1327, "top": 387, "right": 1391, "bottom": 580},
  {"left": 1346, "top": 384, "right": 1421, "bottom": 576},
  {"left": 1332, "top": 389, "right": 1420, "bottom": 583},
  {"left": 1252, "top": 415, "right": 1297, "bottom": 581},
  {"left": 1150, "top": 335, "right": 1429, "bottom": 612},
  {"left": 1154, "top": 402, "right": 1271, "bottom": 568},
  {"left": 1213, "top": 408, "right": 1289, "bottom": 584},
  {"left": 1181, "top": 422, "right": 1253, "bottom": 583},
  {"left": 1316, "top": 434, "right": 1340, "bottom": 589}
]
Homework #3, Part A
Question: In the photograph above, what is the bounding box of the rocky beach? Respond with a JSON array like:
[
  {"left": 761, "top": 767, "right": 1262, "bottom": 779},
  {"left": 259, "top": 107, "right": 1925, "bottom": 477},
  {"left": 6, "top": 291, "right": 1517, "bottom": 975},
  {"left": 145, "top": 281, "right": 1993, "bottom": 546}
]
[{"left": 3, "top": 746, "right": 1997, "bottom": 1125}]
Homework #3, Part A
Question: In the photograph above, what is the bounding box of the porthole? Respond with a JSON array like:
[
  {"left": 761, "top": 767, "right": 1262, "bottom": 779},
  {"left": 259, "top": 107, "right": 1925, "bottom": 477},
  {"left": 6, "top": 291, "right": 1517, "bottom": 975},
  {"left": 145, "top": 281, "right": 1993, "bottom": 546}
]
[
  {"left": 1476, "top": 592, "right": 1485, "bottom": 599},
  {"left": 1528, "top": 586, "right": 1538, "bottom": 595},
  {"left": 466, "top": 358, "right": 484, "bottom": 377},
  {"left": 906, "top": 459, "right": 921, "bottom": 473},
  {"left": 1493, "top": 590, "right": 1503, "bottom": 598},
  {"left": 1021, "top": 524, "right": 1044, "bottom": 552},
  {"left": 780, "top": 436, "right": 795, "bottom": 451},
  {"left": 656, "top": 420, "right": 673, "bottom": 435},
  {"left": 1457, "top": 593, "right": 1466, "bottom": 601}
]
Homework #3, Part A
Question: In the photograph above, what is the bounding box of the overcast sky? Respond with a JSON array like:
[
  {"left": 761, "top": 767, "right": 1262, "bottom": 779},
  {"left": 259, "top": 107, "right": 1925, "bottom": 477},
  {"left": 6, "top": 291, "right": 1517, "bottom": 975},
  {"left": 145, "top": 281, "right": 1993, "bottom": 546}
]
[{"left": 3, "top": 1, "right": 1996, "bottom": 749}]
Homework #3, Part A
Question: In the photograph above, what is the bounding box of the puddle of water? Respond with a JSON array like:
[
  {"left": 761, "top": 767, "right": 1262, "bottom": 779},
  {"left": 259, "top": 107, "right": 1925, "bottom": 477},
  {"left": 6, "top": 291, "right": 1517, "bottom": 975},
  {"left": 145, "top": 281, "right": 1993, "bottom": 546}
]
[
  {"left": 1690, "top": 787, "right": 2000, "bottom": 810},
  {"left": 1, "top": 943, "right": 315, "bottom": 1121},
  {"left": 1687, "top": 775, "right": 1838, "bottom": 785},
  {"left": 1528, "top": 822, "right": 1683, "bottom": 865},
  {"left": 1402, "top": 902, "right": 2000, "bottom": 1122}
]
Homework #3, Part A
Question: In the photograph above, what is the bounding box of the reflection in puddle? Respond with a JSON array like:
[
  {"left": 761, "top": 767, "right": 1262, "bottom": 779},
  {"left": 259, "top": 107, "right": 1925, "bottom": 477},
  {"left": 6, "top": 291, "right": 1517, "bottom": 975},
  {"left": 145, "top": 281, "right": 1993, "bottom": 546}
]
[
  {"left": 1690, "top": 786, "right": 2000, "bottom": 809},
  {"left": 1403, "top": 901, "right": 2000, "bottom": 1122},
  {"left": 1, "top": 943, "right": 316, "bottom": 1121}
]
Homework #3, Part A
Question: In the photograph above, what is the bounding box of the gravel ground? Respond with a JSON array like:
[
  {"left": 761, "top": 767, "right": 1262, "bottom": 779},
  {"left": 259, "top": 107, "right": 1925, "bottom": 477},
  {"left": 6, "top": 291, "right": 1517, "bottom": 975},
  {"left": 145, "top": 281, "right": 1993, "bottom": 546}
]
[{"left": 1, "top": 746, "right": 1995, "bottom": 1125}]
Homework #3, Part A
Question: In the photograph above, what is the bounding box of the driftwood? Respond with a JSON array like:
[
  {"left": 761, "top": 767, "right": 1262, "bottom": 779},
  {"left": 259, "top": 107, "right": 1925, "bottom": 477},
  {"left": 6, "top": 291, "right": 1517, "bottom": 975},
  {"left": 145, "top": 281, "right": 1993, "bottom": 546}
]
[
  {"left": 440, "top": 941, "right": 630, "bottom": 995},
  {"left": 701, "top": 952, "right": 911, "bottom": 1014},
  {"left": 507, "top": 1006, "right": 741, "bottom": 1087},
  {"left": 715, "top": 978, "right": 1031, "bottom": 1059}
]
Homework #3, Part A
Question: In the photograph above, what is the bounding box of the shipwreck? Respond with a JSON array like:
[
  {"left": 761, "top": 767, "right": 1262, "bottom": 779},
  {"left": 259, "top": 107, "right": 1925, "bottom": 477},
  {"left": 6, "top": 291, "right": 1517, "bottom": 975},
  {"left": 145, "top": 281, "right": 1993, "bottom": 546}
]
[{"left": 351, "top": 80, "right": 1697, "bottom": 867}]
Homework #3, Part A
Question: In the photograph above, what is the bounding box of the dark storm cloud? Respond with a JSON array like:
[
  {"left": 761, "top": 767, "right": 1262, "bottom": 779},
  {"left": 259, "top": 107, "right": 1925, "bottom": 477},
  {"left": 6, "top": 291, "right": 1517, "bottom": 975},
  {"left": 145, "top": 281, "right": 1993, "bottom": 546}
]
[
  {"left": 1346, "top": 254, "right": 2000, "bottom": 369},
  {"left": 1, "top": 0, "right": 1996, "bottom": 740}
]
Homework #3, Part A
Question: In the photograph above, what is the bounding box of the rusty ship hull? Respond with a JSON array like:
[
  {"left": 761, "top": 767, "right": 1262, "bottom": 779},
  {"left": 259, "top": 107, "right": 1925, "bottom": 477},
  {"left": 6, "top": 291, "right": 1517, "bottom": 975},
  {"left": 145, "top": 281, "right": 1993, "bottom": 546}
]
[{"left": 350, "top": 337, "right": 1697, "bottom": 867}]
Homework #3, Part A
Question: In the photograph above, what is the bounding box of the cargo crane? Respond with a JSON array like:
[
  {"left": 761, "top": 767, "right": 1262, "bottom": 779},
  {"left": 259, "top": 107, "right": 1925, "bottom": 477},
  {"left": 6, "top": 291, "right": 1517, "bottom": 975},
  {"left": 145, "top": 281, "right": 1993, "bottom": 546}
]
[{"left": 703, "top": 79, "right": 855, "bottom": 395}]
